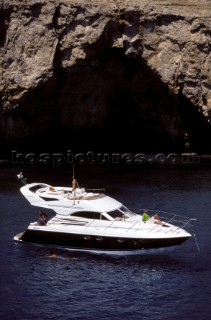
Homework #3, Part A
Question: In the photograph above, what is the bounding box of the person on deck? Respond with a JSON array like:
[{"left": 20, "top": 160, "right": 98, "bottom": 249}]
[
  {"left": 72, "top": 176, "right": 79, "bottom": 195},
  {"left": 142, "top": 210, "right": 168, "bottom": 226},
  {"left": 142, "top": 210, "right": 151, "bottom": 223},
  {"left": 38, "top": 211, "right": 47, "bottom": 226}
]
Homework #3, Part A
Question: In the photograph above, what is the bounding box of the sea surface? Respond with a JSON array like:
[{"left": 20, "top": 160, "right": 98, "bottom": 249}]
[{"left": 0, "top": 163, "right": 211, "bottom": 320}]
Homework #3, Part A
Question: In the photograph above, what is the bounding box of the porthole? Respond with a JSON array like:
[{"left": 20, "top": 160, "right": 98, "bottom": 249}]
[
  {"left": 96, "top": 236, "right": 103, "bottom": 241},
  {"left": 117, "top": 239, "right": 125, "bottom": 243},
  {"left": 83, "top": 235, "right": 91, "bottom": 240}
]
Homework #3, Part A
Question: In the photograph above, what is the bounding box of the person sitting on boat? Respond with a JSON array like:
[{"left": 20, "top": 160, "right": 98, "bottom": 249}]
[
  {"left": 151, "top": 213, "right": 164, "bottom": 225},
  {"left": 142, "top": 210, "right": 151, "bottom": 223},
  {"left": 142, "top": 210, "right": 166, "bottom": 226},
  {"left": 38, "top": 211, "right": 47, "bottom": 226},
  {"left": 72, "top": 176, "right": 79, "bottom": 195}
]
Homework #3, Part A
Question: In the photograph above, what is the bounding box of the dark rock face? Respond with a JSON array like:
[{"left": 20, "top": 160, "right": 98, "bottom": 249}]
[{"left": 1, "top": 0, "right": 211, "bottom": 155}]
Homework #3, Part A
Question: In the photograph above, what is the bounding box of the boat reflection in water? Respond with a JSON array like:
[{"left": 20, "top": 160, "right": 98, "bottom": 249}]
[{"left": 14, "top": 172, "right": 195, "bottom": 255}]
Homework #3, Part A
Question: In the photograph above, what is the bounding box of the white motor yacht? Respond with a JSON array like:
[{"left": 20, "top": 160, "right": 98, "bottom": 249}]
[{"left": 14, "top": 172, "right": 195, "bottom": 255}]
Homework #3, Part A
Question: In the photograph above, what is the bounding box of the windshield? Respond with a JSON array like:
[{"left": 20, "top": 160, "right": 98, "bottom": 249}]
[
  {"left": 119, "top": 205, "right": 136, "bottom": 217},
  {"left": 107, "top": 206, "right": 136, "bottom": 220}
]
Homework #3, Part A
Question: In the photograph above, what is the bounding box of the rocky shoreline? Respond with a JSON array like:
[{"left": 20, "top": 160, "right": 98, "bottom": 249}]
[{"left": 1, "top": 0, "right": 211, "bottom": 154}]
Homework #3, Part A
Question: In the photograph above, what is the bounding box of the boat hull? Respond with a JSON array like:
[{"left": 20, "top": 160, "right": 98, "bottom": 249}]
[{"left": 14, "top": 229, "right": 191, "bottom": 255}]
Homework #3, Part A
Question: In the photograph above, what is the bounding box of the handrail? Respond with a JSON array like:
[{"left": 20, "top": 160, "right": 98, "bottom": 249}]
[
  {"left": 131, "top": 208, "right": 195, "bottom": 227},
  {"left": 54, "top": 219, "right": 194, "bottom": 235}
]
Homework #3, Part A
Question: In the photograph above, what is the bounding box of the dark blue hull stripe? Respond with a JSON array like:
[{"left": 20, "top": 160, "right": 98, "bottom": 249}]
[{"left": 19, "top": 229, "right": 189, "bottom": 251}]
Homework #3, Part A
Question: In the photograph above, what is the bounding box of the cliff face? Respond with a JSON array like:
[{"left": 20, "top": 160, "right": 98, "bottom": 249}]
[{"left": 1, "top": 0, "right": 211, "bottom": 154}]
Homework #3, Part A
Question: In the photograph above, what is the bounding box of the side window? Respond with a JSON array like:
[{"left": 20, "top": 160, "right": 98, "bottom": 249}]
[{"left": 71, "top": 212, "right": 108, "bottom": 220}]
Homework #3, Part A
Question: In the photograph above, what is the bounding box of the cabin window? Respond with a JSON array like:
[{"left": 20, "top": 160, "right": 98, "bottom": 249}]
[
  {"left": 29, "top": 184, "right": 46, "bottom": 193},
  {"left": 71, "top": 211, "right": 108, "bottom": 220},
  {"left": 40, "top": 197, "right": 59, "bottom": 201}
]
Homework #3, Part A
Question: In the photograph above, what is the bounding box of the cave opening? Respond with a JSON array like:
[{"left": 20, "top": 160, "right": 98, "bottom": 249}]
[{"left": 2, "top": 47, "right": 211, "bottom": 157}]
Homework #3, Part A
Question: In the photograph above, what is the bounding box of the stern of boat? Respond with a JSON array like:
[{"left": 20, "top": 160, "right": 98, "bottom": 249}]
[{"left": 14, "top": 231, "right": 25, "bottom": 242}]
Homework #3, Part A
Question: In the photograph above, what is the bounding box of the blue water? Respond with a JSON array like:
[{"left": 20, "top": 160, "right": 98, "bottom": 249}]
[{"left": 1, "top": 164, "right": 211, "bottom": 320}]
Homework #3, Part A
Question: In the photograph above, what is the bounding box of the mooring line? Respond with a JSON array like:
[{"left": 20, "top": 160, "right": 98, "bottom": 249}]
[{"left": 193, "top": 233, "right": 200, "bottom": 254}]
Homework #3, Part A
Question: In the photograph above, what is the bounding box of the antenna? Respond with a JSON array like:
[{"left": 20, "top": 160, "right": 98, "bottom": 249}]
[{"left": 17, "top": 172, "right": 28, "bottom": 185}]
